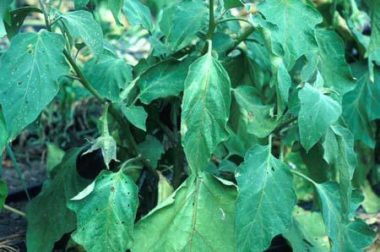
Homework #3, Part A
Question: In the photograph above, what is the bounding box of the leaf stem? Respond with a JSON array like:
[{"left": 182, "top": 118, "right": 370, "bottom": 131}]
[
  {"left": 290, "top": 169, "right": 316, "bottom": 185},
  {"left": 3, "top": 204, "right": 26, "bottom": 217},
  {"left": 6, "top": 145, "right": 30, "bottom": 201}
]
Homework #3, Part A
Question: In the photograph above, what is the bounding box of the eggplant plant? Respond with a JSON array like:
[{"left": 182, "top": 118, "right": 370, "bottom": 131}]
[{"left": 0, "top": 0, "right": 379, "bottom": 251}]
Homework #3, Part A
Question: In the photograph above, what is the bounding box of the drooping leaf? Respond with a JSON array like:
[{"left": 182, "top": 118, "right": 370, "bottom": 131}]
[
  {"left": 123, "top": 0, "right": 153, "bottom": 30},
  {"left": 68, "top": 170, "right": 138, "bottom": 252},
  {"left": 0, "top": 30, "right": 69, "bottom": 138},
  {"left": 323, "top": 125, "right": 356, "bottom": 219},
  {"left": 122, "top": 105, "right": 147, "bottom": 131},
  {"left": 298, "top": 83, "right": 342, "bottom": 151},
  {"left": 181, "top": 49, "right": 231, "bottom": 173},
  {"left": 132, "top": 172, "right": 237, "bottom": 252},
  {"left": 59, "top": 10, "right": 103, "bottom": 54},
  {"left": 313, "top": 182, "right": 376, "bottom": 252},
  {"left": 84, "top": 52, "right": 132, "bottom": 102},
  {"left": 233, "top": 85, "right": 278, "bottom": 138},
  {"left": 26, "top": 149, "right": 91, "bottom": 252},
  {"left": 0, "top": 0, "right": 12, "bottom": 37},
  {"left": 4, "top": 6, "right": 42, "bottom": 39},
  {"left": 159, "top": 0, "right": 208, "bottom": 51},
  {"left": 283, "top": 206, "right": 330, "bottom": 252},
  {"left": 0, "top": 180, "right": 7, "bottom": 209},
  {"left": 236, "top": 144, "right": 296, "bottom": 252},
  {"left": 343, "top": 69, "right": 380, "bottom": 148},
  {"left": 84, "top": 107, "right": 117, "bottom": 169},
  {"left": 137, "top": 135, "right": 164, "bottom": 168},
  {"left": 137, "top": 58, "right": 192, "bottom": 104},
  {"left": 258, "top": 0, "right": 322, "bottom": 66}
]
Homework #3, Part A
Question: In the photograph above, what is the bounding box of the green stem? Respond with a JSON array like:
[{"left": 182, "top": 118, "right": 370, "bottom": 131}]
[
  {"left": 6, "top": 145, "right": 30, "bottom": 201},
  {"left": 3, "top": 204, "right": 26, "bottom": 217},
  {"left": 231, "top": 26, "right": 255, "bottom": 49},
  {"left": 217, "top": 17, "right": 252, "bottom": 26},
  {"left": 290, "top": 170, "right": 316, "bottom": 185},
  {"left": 38, "top": 0, "right": 51, "bottom": 31},
  {"left": 206, "top": 0, "right": 216, "bottom": 39}
]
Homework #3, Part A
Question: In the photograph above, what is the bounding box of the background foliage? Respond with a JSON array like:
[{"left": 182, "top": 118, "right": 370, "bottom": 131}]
[{"left": 0, "top": 0, "right": 380, "bottom": 251}]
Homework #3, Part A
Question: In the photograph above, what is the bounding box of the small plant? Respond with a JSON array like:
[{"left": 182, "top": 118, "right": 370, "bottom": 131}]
[{"left": 0, "top": 0, "right": 379, "bottom": 251}]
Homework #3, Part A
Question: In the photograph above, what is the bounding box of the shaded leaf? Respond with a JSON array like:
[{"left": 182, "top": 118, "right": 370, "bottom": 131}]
[
  {"left": 122, "top": 105, "right": 147, "bottom": 131},
  {"left": 233, "top": 85, "right": 278, "bottom": 138},
  {"left": 0, "top": 180, "right": 7, "bottom": 209},
  {"left": 26, "top": 149, "right": 90, "bottom": 252},
  {"left": 137, "top": 135, "right": 164, "bottom": 168},
  {"left": 137, "top": 58, "right": 192, "bottom": 104},
  {"left": 84, "top": 52, "right": 132, "bottom": 102}
]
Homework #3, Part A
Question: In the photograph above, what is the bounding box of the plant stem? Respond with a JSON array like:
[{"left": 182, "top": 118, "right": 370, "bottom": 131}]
[
  {"left": 206, "top": 0, "right": 216, "bottom": 39},
  {"left": 217, "top": 17, "right": 252, "bottom": 26},
  {"left": 38, "top": 0, "right": 51, "bottom": 31},
  {"left": 290, "top": 170, "right": 316, "bottom": 185},
  {"left": 231, "top": 26, "right": 255, "bottom": 49},
  {"left": 3, "top": 204, "right": 26, "bottom": 218},
  {"left": 6, "top": 145, "right": 30, "bottom": 201}
]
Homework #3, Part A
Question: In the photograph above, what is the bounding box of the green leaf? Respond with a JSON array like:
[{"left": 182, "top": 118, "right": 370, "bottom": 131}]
[
  {"left": 314, "top": 182, "right": 376, "bottom": 252},
  {"left": 46, "top": 143, "right": 65, "bottom": 175},
  {"left": 137, "top": 58, "right": 192, "bottom": 104},
  {"left": 59, "top": 10, "right": 103, "bottom": 54},
  {"left": 362, "top": 180, "right": 380, "bottom": 213},
  {"left": 26, "top": 149, "right": 90, "bottom": 252},
  {"left": 312, "top": 29, "right": 356, "bottom": 96},
  {"left": 368, "top": 1, "right": 380, "bottom": 81},
  {"left": 0, "top": 180, "right": 7, "bottom": 209},
  {"left": 233, "top": 85, "right": 278, "bottom": 138},
  {"left": 0, "top": 0, "right": 12, "bottom": 37},
  {"left": 84, "top": 52, "right": 132, "bottom": 102},
  {"left": 222, "top": 0, "right": 243, "bottom": 10},
  {"left": 0, "top": 30, "right": 69, "bottom": 138},
  {"left": 132, "top": 172, "right": 237, "bottom": 252},
  {"left": 236, "top": 144, "right": 296, "bottom": 252},
  {"left": 343, "top": 69, "right": 380, "bottom": 148},
  {"left": 298, "top": 83, "right": 342, "bottom": 151},
  {"left": 0, "top": 109, "right": 9, "bottom": 152},
  {"left": 122, "top": 105, "right": 147, "bottom": 131},
  {"left": 137, "top": 135, "right": 164, "bottom": 168},
  {"left": 283, "top": 207, "right": 330, "bottom": 252},
  {"left": 4, "top": 6, "right": 42, "bottom": 39},
  {"left": 74, "top": 0, "right": 89, "bottom": 9},
  {"left": 159, "top": 0, "right": 208, "bottom": 51},
  {"left": 181, "top": 50, "right": 231, "bottom": 173},
  {"left": 123, "top": 0, "right": 153, "bottom": 30},
  {"left": 258, "top": 0, "right": 322, "bottom": 66},
  {"left": 323, "top": 125, "right": 356, "bottom": 218},
  {"left": 108, "top": 0, "right": 124, "bottom": 25},
  {"left": 68, "top": 170, "right": 138, "bottom": 252}
]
